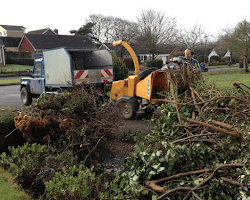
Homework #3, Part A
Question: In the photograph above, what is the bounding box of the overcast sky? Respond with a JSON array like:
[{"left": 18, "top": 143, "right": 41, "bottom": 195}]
[{"left": 2, "top": 0, "right": 250, "bottom": 40}]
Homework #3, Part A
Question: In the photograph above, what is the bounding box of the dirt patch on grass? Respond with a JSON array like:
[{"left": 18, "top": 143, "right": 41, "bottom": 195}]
[
  {"left": 102, "top": 136, "right": 135, "bottom": 157},
  {"left": 102, "top": 111, "right": 162, "bottom": 157}
]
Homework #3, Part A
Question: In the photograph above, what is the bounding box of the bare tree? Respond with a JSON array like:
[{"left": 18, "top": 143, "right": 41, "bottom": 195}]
[
  {"left": 86, "top": 14, "right": 138, "bottom": 44},
  {"left": 86, "top": 14, "right": 114, "bottom": 43},
  {"left": 112, "top": 18, "right": 138, "bottom": 42},
  {"left": 136, "top": 9, "right": 177, "bottom": 60},
  {"left": 217, "top": 27, "right": 235, "bottom": 62},
  {"left": 218, "top": 19, "right": 250, "bottom": 71},
  {"left": 232, "top": 19, "right": 250, "bottom": 72},
  {"left": 177, "top": 23, "right": 205, "bottom": 50},
  {"left": 111, "top": 18, "right": 139, "bottom": 59}
]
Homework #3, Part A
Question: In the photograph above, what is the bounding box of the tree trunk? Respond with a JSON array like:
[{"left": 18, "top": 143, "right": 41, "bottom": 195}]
[{"left": 243, "top": 55, "right": 249, "bottom": 72}]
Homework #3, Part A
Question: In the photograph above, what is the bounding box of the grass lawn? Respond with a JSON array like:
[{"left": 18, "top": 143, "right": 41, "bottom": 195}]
[
  {"left": 0, "top": 79, "right": 20, "bottom": 85},
  {"left": 0, "top": 168, "right": 33, "bottom": 200},
  {"left": 203, "top": 70, "right": 250, "bottom": 90},
  {"left": 0, "top": 64, "right": 33, "bottom": 72}
]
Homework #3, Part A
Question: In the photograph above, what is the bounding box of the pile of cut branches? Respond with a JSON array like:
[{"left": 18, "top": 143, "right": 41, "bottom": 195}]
[
  {"left": 3, "top": 86, "right": 119, "bottom": 197},
  {"left": 117, "top": 67, "right": 250, "bottom": 199}
]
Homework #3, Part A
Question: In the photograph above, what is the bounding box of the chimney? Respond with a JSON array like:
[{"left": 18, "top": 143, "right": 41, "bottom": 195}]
[{"left": 54, "top": 29, "right": 58, "bottom": 35}]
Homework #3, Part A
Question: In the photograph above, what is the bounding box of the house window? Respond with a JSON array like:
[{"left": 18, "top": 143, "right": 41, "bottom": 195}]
[
  {"left": 4, "top": 31, "right": 7, "bottom": 36},
  {"left": 0, "top": 32, "right": 2, "bottom": 36}
]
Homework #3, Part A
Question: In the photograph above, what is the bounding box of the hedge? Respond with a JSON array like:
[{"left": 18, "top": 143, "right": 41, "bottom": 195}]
[
  {"left": 7, "top": 58, "right": 34, "bottom": 66},
  {"left": 145, "top": 59, "right": 163, "bottom": 69}
]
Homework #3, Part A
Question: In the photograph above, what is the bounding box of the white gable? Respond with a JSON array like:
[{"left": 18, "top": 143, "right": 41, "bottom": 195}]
[
  {"left": 208, "top": 49, "right": 219, "bottom": 61},
  {"left": 223, "top": 50, "right": 231, "bottom": 58}
]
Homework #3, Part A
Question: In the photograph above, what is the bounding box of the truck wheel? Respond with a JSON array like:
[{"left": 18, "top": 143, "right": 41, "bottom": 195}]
[
  {"left": 119, "top": 100, "right": 138, "bottom": 120},
  {"left": 138, "top": 67, "right": 158, "bottom": 80},
  {"left": 21, "top": 87, "right": 32, "bottom": 105}
]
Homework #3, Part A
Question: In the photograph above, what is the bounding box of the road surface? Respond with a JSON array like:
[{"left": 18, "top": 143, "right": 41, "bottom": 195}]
[
  {"left": 0, "top": 76, "right": 24, "bottom": 80},
  {"left": 207, "top": 66, "right": 239, "bottom": 72},
  {"left": 0, "top": 85, "right": 25, "bottom": 109}
]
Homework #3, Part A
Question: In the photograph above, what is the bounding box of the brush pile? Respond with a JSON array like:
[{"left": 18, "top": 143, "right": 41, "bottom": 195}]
[
  {"left": 117, "top": 67, "right": 250, "bottom": 199},
  {"left": 2, "top": 66, "right": 250, "bottom": 199},
  {"left": 12, "top": 86, "right": 119, "bottom": 178}
]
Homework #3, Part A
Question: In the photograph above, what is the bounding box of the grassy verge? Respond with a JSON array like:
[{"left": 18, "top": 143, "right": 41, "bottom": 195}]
[
  {"left": 0, "top": 79, "right": 20, "bottom": 85},
  {"left": 0, "top": 107, "right": 32, "bottom": 199},
  {"left": 0, "top": 64, "right": 32, "bottom": 78},
  {"left": 0, "top": 168, "right": 33, "bottom": 200},
  {"left": 0, "top": 64, "right": 33, "bottom": 72}
]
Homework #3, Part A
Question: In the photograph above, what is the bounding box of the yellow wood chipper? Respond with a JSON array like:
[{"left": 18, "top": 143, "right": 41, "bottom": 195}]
[{"left": 110, "top": 40, "right": 170, "bottom": 119}]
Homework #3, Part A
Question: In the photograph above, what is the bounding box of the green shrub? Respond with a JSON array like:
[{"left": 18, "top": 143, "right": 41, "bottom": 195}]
[
  {"left": 8, "top": 58, "right": 34, "bottom": 66},
  {"left": 123, "top": 57, "right": 134, "bottom": 70},
  {"left": 0, "top": 142, "right": 80, "bottom": 196},
  {"left": 210, "top": 56, "right": 219, "bottom": 62},
  {"left": 45, "top": 165, "right": 121, "bottom": 200},
  {"left": 0, "top": 143, "right": 49, "bottom": 180},
  {"left": 0, "top": 108, "right": 26, "bottom": 153},
  {"left": 145, "top": 59, "right": 163, "bottom": 69},
  {"left": 197, "top": 55, "right": 205, "bottom": 63},
  {"left": 112, "top": 52, "right": 128, "bottom": 81}
]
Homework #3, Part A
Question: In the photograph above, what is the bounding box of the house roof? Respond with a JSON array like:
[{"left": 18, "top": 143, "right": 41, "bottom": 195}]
[
  {"left": 100, "top": 43, "right": 116, "bottom": 51},
  {"left": 0, "top": 38, "right": 5, "bottom": 47},
  {"left": 133, "top": 43, "right": 179, "bottom": 55},
  {"left": 27, "top": 28, "right": 57, "bottom": 35},
  {"left": 99, "top": 43, "right": 130, "bottom": 57},
  {"left": 0, "top": 37, "right": 21, "bottom": 47},
  {"left": 100, "top": 42, "right": 179, "bottom": 57},
  {"left": 18, "top": 34, "right": 96, "bottom": 51},
  {"left": 0, "top": 25, "right": 25, "bottom": 32}
]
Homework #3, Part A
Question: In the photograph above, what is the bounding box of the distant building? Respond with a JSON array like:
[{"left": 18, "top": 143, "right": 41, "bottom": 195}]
[
  {"left": 0, "top": 38, "right": 5, "bottom": 66},
  {"left": 208, "top": 49, "right": 219, "bottom": 61},
  {"left": 18, "top": 34, "right": 96, "bottom": 57},
  {"left": 223, "top": 50, "right": 231, "bottom": 58},
  {"left": 27, "top": 28, "right": 58, "bottom": 35},
  {"left": 0, "top": 25, "right": 25, "bottom": 37}
]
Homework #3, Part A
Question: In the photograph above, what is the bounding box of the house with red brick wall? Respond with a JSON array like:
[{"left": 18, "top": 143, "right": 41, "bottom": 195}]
[
  {"left": 0, "top": 25, "right": 25, "bottom": 37},
  {"left": 17, "top": 34, "right": 96, "bottom": 57}
]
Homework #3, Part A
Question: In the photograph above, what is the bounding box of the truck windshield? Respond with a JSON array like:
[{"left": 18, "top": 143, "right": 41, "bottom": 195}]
[{"left": 33, "top": 62, "right": 41, "bottom": 76}]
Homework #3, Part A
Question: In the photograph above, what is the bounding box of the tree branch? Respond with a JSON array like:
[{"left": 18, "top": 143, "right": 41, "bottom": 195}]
[{"left": 187, "top": 118, "right": 241, "bottom": 137}]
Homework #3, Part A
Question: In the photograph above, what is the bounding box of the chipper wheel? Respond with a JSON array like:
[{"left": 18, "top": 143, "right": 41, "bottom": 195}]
[{"left": 119, "top": 99, "right": 138, "bottom": 120}]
